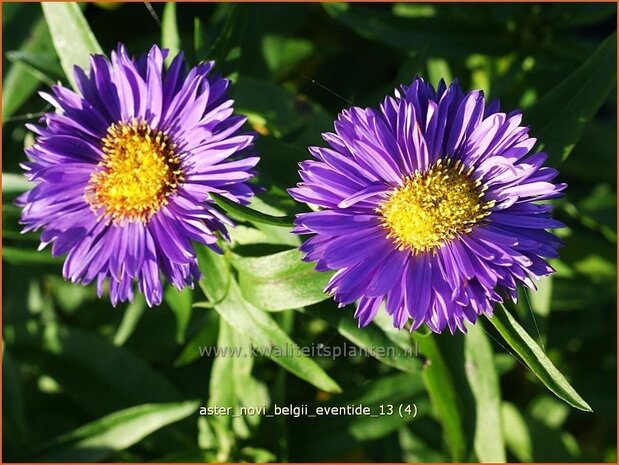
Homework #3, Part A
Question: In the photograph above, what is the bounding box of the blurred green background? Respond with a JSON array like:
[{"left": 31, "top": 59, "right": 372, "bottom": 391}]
[{"left": 2, "top": 2, "right": 617, "bottom": 463}]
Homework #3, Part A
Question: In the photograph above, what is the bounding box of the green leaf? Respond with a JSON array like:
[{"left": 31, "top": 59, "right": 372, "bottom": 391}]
[
  {"left": 197, "top": 248, "right": 341, "bottom": 393},
  {"left": 501, "top": 402, "right": 580, "bottom": 462},
  {"left": 528, "top": 274, "right": 553, "bottom": 317},
  {"left": 197, "top": 3, "right": 245, "bottom": 71},
  {"left": 113, "top": 296, "right": 147, "bottom": 346},
  {"left": 229, "top": 223, "right": 297, "bottom": 248},
  {"left": 164, "top": 286, "right": 193, "bottom": 344},
  {"left": 6, "top": 50, "right": 64, "bottom": 85},
  {"left": 415, "top": 334, "right": 466, "bottom": 461},
  {"left": 213, "top": 283, "right": 340, "bottom": 393},
  {"left": 464, "top": 323, "right": 506, "bottom": 462},
  {"left": 3, "top": 202, "right": 38, "bottom": 243},
  {"left": 195, "top": 244, "right": 231, "bottom": 304},
  {"left": 2, "top": 5, "right": 56, "bottom": 119},
  {"left": 230, "top": 248, "right": 331, "bottom": 311},
  {"left": 527, "top": 32, "right": 616, "bottom": 163},
  {"left": 305, "top": 304, "right": 422, "bottom": 374},
  {"left": 208, "top": 319, "right": 269, "bottom": 454},
  {"left": 501, "top": 402, "right": 533, "bottom": 462},
  {"left": 211, "top": 193, "right": 294, "bottom": 228},
  {"left": 161, "top": 3, "right": 180, "bottom": 66},
  {"left": 426, "top": 57, "right": 452, "bottom": 88},
  {"left": 193, "top": 17, "right": 206, "bottom": 60},
  {"left": 238, "top": 447, "right": 277, "bottom": 462},
  {"left": 205, "top": 319, "right": 241, "bottom": 461},
  {"left": 3, "top": 173, "right": 31, "bottom": 194},
  {"left": 528, "top": 395, "right": 570, "bottom": 429},
  {"left": 373, "top": 310, "right": 422, "bottom": 350},
  {"left": 2, "top": 246, "right": 63, "bottom": 266},
  {"left": 41, "top": 2, "right": 103, "bottom": 89},
  {"left": 487, "top": 305, "right": 592, "bottom": 411},
  {"left": 33, "top": 401, "right": 199, "bottom": 462},
  {"left": 249, "top": 197, "right": 301, "bottom": 246},
  {"left": 262, "top": 35, "right": 314, "bottom": 78},
  {"left": 398, "top": 425, "right": 447, "bottom": 462}
]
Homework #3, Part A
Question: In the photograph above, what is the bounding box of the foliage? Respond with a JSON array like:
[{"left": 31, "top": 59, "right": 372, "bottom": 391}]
[{"left": 2, "top": 2, "right": 616, "bottom": 462}]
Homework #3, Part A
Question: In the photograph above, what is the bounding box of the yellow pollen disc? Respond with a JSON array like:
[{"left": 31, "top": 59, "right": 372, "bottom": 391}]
[
  {"left": 378, "top": 159, "right": 493, "bottom": 253},
  {"left": 85, "top": 119, "right": 184, "bottom": 224}
]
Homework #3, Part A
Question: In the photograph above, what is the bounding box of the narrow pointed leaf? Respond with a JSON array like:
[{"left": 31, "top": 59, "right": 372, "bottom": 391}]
[
  {"left": 41, "top": 2, "right": 102, "bottom": 89},
  {"left": 162, "top": 3, "right": 180, "bottom": 66},
  {"left": 211, "top": 193, "right": 294, "bottom": 228},
  {"left": 487, "top": 305, "right": 592, "bottom": 411},
  {"left": 2, "top": 4, "right": 57, "bottom": 119},
  {"left": 33, "top": 401, "right": 199, "bottom": 462},
  {"left": 113, "top": 296, "right": 146, "bottom": 346},
  {"left": 464, "top": 323, "right": 506, "bottom": 462},
  {"left": 306, "top": 305, "right": 422, "bottom": 373},
  {"left": 415, "top": 334, "right": 466, "bottom": 462},
  {"left": 6, "top": 50, "right": 64, "bottom": 84},
  {"left": 3, "top": 246, "right": 63, "bottom": 265},
  {"left": 527, "top": 32, "right": 616, "bottom": 163}
]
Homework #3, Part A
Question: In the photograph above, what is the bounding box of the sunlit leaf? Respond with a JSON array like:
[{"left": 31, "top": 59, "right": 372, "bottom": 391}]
[
  {"left": 2, "top": 4, "right": 56, "bottom": 119},
  {"left": 415, "top": 334, "right": 466, "bottom": 461},
  {"left": 162, "top": 3, "right": 180, "bottom": 66},
  {"left": 6, "top": 50, "right": 64, "bottom": 85},
  {"left": 464, "top": 323, "right": 506, "bottom": 462},
  {"left": 3, "top": 173, "right": 31, "bottom": 194},
  {"left": 230, "top": 248, "right": 331, "bottom": 311},
  {"left": 528, "top": 275, "right": 553, "bottom": 317},
  {"left": 207, "top": 319, "right": 269, "bottom": 455},
  {"left": 398, "top": 425, "right": 447, "bottom": 462},
  {"left": 3, "top": 246, "right": 62, "bottom": 265},
  {"left": 488, "top": 305, "right": 592, "bottom": 411},
  {"left": 113, "top": 296, "right": 147, "bottom": 346},
  {"left": 262, "top": 35, "right": 314, "bottom": 78},
  {"left": 41, "top": 2, "right": 102, "bottom": 89},
  {"left": 501, "top": 402, "right": 581, "bottom": 462},
  {"left": 33, "top": 401, "right": 199, "bottom": 461},
  {"left": 211, "top": 193, "right": 294, "bottom": 228},
  {"left": 197, "top": 247, "right": 341, "bottom": 393}
]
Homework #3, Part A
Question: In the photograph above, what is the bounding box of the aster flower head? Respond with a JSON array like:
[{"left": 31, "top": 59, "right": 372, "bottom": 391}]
[
  {"left": 18, "top": 44, "right": 258, "bottom": 306},
  {"left": 290, "top": 77, "right": 565, "bottom": 334}
]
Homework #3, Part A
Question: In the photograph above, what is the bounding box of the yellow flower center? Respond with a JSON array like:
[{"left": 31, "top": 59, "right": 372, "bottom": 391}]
[
  {"left": 85, "top": 120, "right": 184, "bottom": 224},
  {"left": 378, "top": 159, "right": 493, "bottom": 253}
]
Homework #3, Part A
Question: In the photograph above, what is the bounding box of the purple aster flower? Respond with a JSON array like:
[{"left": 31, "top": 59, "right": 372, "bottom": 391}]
[
  {"left": 18, "top": 45, "right": 258, "bottom": 306},
  {"left": 290, "top": 77, "right": 565, "bottom": 333}
]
